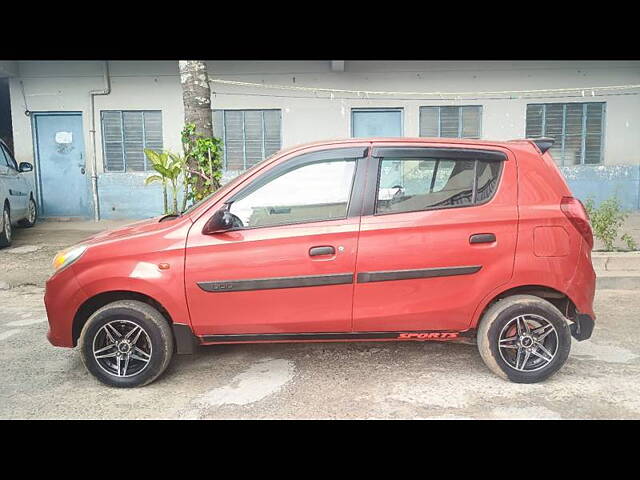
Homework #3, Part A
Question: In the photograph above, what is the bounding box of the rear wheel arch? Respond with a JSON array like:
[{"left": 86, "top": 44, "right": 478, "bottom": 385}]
[{"left": 472, "top": 284, "right": 577, "bottom": 329}]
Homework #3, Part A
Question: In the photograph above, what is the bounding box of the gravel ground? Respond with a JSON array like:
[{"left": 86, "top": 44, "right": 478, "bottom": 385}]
[{"left": 1, "top": 220, "right": 639, "bottom": 419}]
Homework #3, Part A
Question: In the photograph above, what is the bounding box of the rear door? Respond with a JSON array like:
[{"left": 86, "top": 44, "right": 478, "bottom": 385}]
[
  {"left": 185, "top": 145, "right": 369, "bottom": 337},
  {"left": 353, "top": 143, "right": 518, "bottom": 332}
]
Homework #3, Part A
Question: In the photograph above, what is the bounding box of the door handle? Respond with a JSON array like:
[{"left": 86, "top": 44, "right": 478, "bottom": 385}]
[
  {"left": 470, "top": 233, "right": 496, "bottom": 244},
  {"left": 309, "top": 246, "right": 335, "bottom": 256}
]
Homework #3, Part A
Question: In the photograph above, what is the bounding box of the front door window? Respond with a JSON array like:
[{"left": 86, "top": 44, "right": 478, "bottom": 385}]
[{"left": 229, "top": 159, "right": 357, "bottom": 228}]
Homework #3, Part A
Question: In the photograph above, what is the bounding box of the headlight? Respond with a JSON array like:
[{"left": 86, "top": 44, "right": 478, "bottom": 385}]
[{"left": 52, "top": 245, "right": 87, "bottom": 272}]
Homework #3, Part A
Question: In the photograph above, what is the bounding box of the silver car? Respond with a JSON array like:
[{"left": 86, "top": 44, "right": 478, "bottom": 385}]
[{"left": 0, "top": 139, "right": 37, "bottom": 247}]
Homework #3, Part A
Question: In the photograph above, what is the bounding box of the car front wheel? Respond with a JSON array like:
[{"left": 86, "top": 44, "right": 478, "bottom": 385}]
[
  {"left": 477, "top": 294, "right": 572, "bottom": 383},
  {"left": 79, "top": 300, "right": 174, "bottom": 388},
  {"left": 0, "top": 204, "right": 11, "bottom": 247},
  {"left": 18, "top": 197, "right": 37, "bottom": 227}
]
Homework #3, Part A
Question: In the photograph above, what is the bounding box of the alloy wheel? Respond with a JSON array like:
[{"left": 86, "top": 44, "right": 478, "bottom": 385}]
[
  {"left": 92, "top": 320, "right": 153, "bottom": 378},
  {"left": 498, "top": 314, "right": 558, "bottom": 372},
  {"left": 3, "top": 210, "right": 10, "bottom": 242},
  {"left": 28, "top": 199, "right": 36, "bottom": 224}
]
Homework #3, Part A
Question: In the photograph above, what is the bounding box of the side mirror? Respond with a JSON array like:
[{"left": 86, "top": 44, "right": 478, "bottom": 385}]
[
  {"left": 203, "top": 207, "right": 234, "bottom": 234},
  {"left": 19, "top": 162, "right": 33, "bottom": 173}
]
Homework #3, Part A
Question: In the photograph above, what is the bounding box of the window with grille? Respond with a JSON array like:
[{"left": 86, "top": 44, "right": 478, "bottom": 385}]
[
  {"left": 101, "top": 111, "right": 163, "bottom": 172},
  {"left": 525, "top": 102, "right": 605, "bottom": 165},
  {"left": 419, "top": 106, "right": 482, "bottom": 139},
  {"left": 213, "top": 109, "right": 282, "bottom": 171}
]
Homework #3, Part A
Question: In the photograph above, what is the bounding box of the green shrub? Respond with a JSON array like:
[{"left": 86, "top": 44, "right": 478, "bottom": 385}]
[
  {"left": 621, "top": 233, "right": 638, "bottom": 251},
  {"left": 584, "top": 197, "right": 636, "bottom": 251}
]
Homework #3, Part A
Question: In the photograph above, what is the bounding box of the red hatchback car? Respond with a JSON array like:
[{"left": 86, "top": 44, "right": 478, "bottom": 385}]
[{"left": 45, "top": 137, "right": 596, "bottom": 387}]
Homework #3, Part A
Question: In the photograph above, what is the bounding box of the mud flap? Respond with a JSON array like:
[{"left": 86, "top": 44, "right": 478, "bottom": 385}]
[
  {"left": 570, "top": 313, "right": 595, "bottom": 341},
  {"left": 172, "top": 323, "right": 199, "bottom": 354}
]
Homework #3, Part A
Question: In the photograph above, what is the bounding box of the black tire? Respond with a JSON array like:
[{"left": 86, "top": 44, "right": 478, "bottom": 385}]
[
  {"left": 79, "top": 300, "right": 174, "bottom": 388},
  {"left": 0, "top": 204, "right": 11, "bottom": 247},
  {"left": 477, "top": 294, "right": 571, "bottom": 383},
  {"left": 18, "top": 196, "right": 37, "bottom": 227}
]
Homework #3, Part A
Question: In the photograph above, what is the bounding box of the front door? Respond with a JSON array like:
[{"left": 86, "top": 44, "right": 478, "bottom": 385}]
[
  {"left": 353, "top": 143, "right": 519, "bottom": 332},
  {"left": 33, "top": 113, "right": 88, "bottom": 217},
  {"left": 185, "top": 146, "right": 369, "bottom": 337}
]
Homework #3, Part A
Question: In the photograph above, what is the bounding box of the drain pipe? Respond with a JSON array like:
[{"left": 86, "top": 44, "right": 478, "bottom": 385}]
[{"left": 88, "top": 61, "right": 111, "bottom": 221}]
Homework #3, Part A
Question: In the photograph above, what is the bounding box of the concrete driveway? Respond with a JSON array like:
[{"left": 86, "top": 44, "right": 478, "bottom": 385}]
[{"left": 1, "top": 220, "right": 639, "bottom": 419}]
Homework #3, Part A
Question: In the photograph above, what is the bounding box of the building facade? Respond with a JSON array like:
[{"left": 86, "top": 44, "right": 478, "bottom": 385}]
[{"left": 1, "top": 60, "right": 639, "bottom": 219}]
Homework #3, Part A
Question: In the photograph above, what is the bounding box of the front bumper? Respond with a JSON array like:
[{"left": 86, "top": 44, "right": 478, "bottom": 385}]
[
  {"left": 570, "top": 313, "right": 594, "bottom": 341},
  {"left": 45, "top": 266, "right": 89, "bottom": 348}
]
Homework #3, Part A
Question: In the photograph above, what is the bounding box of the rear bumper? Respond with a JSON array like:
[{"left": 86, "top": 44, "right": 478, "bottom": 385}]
[
  {"left": 570, "top": 313, "right": 594, "bottom": 341},
  {"left": 565, "top": 239, "right": 597, "bottom": 321}
]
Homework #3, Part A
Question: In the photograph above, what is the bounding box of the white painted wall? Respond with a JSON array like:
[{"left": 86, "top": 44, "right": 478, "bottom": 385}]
[{"left": 8, "top": 60, "right": 640, "bottom": 180}]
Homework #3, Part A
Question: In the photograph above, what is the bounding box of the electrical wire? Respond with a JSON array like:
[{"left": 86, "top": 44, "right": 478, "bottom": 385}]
[
  {"left": 209, "top": 78, "right": 640, "bottom": 99},
  {"left": 211, "top": 90, "right": 640, "bottom": 102}
]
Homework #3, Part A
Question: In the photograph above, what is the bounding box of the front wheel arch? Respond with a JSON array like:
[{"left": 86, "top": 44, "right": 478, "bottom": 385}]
[{"left": 73, "top": 291, "right": 174, "bottom": 347}]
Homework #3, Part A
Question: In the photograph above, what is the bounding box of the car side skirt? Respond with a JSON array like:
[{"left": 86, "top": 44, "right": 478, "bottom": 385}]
[{"left": 199, "top": 329, "right": 476, "bottom": 345}]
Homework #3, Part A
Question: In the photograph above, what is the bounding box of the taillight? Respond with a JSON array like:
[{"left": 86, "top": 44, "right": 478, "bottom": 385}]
[{"left": 560, "top": 196, "right": 593, "bottom": 249}]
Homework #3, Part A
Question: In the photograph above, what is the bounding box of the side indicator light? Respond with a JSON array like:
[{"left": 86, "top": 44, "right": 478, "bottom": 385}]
[{"left": 158, "top": 263, "right": 170, "bottom": 270}]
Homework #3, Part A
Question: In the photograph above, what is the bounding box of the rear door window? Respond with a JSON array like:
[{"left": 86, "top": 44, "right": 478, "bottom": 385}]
[{"left": 376, "top": 157, "right": 502, "bottom": 214}]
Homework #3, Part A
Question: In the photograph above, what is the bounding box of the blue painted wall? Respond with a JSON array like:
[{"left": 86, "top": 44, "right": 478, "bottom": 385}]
[
  {"left": 560, "top": 165, "right": 640, "bottom": 211},
  {"left": 98, "top": 173, "right": 186, "bottom": 220}
]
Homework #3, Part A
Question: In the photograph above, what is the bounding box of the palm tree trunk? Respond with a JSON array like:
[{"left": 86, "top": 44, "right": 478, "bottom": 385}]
[
  {"left": 181, "top": 173, "right": 189, "bottom": 212},
  {"left": 162, "top": 180, "right": 168, "bottom": 214},
  {"left": 179, "top": 60, "right": 213, "bottom": 195},
  {"left": 172, "top": 181, "right": 178, "bottom": 214}
]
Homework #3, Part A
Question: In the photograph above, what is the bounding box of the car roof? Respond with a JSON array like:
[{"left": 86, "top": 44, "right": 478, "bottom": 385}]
[{"left": 277, "top": 137, "right": 537, "bottom": 155}]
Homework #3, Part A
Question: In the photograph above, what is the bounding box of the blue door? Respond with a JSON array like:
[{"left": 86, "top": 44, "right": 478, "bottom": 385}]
[
  {"left": 352, "top": 108, "right": 403, "bottom": 137},
  {"left": 33, "top": 113, "right": 89, "bottom": 217}
]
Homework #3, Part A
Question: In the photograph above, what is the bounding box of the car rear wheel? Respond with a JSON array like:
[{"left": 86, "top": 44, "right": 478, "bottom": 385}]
[
  {"left": 0, "top": 204, "right": 11, "bottom": 247},
  {"left": 477, "top": 294, "right": 571, "bottom": 383},
  {"left": 18, "top": 197, "right": 37, "bottom": 227},
  {"left": 79, "top": 300, "right": 174, "bottom": 388}
]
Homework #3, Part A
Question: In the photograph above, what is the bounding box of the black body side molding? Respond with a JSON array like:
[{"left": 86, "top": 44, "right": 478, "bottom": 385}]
[
  {"left": 357, "top": 265, "right": 482, "bottom": 284},
  {"left": 198, "top": 273, "right": 354, "bottom": 293},
  {"left": 197, "top": 266, "right": 482, "bottom": 293}
]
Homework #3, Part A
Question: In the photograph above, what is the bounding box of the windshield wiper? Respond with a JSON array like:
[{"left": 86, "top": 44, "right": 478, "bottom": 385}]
[{"left": 158, "top": 214, "right": 179, "bottom": 222}]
